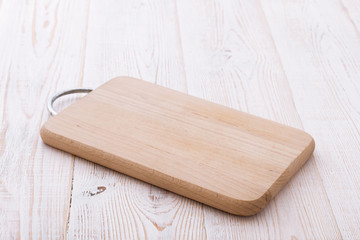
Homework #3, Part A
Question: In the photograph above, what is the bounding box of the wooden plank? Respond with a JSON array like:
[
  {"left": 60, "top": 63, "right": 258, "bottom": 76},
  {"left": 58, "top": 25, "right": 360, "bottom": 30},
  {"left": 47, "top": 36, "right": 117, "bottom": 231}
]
[
  {"left": 260, "top": 0, "right": 360, "bottom": 238},
  {"left": 0, "top": 0, "right": 90, "bottom": 238},
  {"left": 176, "top": 0, "right": 342, "bottom": 239}
]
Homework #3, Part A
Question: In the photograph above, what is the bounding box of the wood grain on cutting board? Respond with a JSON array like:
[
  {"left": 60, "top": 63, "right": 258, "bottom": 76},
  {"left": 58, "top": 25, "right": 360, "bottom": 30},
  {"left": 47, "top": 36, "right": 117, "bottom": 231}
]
[{"left": 40, "top": 77, "right": 314, "bottom": 216}]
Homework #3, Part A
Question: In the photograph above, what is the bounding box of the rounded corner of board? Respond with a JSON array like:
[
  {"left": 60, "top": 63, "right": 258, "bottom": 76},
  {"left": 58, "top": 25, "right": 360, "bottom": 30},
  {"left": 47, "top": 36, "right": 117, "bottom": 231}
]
[
  {"left": 293, "top": 128, "right": 315, "bottom": 155},
  {"left": 219, "top": 191, "right": 271, "bottom": 216},
  {"left": 300, "top": 131, "right": 316, "bottom": 156},
  {"left": 40, "top": 122, "right": 52, "bottom": 144},
  {"left": 40, "top": 120, "right": 61, "bottom": 147}
]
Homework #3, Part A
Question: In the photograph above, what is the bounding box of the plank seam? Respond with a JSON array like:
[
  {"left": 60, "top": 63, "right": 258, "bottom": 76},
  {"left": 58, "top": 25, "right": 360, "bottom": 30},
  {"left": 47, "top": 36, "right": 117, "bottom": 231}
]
[
  {"left": 63, "top": 156, "right": 75, "bottom": 239},
  {"left": 174, "top": 0, "right": 189, "bottom": 93}
]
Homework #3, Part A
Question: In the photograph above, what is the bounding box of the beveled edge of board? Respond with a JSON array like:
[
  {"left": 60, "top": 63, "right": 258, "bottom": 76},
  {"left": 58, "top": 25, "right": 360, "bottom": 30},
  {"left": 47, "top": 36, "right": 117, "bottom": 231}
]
[{"left": 40, "top": 76, "right": 315, "bottom": 216}]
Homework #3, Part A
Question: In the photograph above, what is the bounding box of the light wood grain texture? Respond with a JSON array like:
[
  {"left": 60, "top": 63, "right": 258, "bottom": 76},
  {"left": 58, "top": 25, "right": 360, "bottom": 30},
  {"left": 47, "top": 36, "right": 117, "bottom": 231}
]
[
  {"left": 0, "top": 0, "right": 90, "bottom": 239},
  {"left": 40, "top": 76, "right": 315, "bottom": 216},
  {"left": 261, "top": 0, "right": 360, "bottom": 238},
  {"left": 0, "top": 0, "right": 359, "bottom": 238}
]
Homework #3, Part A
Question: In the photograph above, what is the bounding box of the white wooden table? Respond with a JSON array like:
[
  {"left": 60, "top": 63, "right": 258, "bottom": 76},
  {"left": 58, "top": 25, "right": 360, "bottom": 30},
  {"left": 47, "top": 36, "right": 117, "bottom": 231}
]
[{"left": 0, "top": 0, "right": 359, "bottom": 239}]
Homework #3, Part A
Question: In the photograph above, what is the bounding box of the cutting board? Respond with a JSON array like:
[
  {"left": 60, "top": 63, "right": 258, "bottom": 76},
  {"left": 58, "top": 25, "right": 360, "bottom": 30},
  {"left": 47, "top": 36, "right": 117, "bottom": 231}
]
[{"left": 40, "top": 77, "right": 315, "bottom": 216}]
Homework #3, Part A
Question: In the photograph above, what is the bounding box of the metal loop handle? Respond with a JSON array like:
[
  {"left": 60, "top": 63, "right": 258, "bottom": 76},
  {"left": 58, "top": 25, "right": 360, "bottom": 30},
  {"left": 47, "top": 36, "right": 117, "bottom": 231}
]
[{"left": 48, "top": 88, "right": 93, "bottom": 116}]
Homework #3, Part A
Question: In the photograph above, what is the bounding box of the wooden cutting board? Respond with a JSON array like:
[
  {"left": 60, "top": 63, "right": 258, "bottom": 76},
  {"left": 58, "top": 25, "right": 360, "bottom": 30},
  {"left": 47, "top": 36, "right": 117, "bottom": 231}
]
[{"left": 40, "top": 77, "right": 315, "bottom": 216}]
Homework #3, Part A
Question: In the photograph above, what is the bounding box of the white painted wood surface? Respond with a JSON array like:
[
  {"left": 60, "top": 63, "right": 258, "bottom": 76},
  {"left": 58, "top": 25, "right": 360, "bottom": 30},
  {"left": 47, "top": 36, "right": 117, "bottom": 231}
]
[{"left": 0, "top": 0, "right": 359, "bottom": 239}]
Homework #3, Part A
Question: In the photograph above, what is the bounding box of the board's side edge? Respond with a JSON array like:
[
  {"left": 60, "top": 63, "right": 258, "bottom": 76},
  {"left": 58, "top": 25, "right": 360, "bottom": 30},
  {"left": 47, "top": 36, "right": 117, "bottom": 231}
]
[{"left": 40, "top": 121, "right": 269, "bottom": 216}]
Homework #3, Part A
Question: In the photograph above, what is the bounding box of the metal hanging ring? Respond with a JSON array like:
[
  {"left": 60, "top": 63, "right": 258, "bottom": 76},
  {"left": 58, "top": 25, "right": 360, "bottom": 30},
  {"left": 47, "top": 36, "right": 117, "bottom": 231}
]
[{"left": 47, "top": 88, "right": 93, "bottom": 116}]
